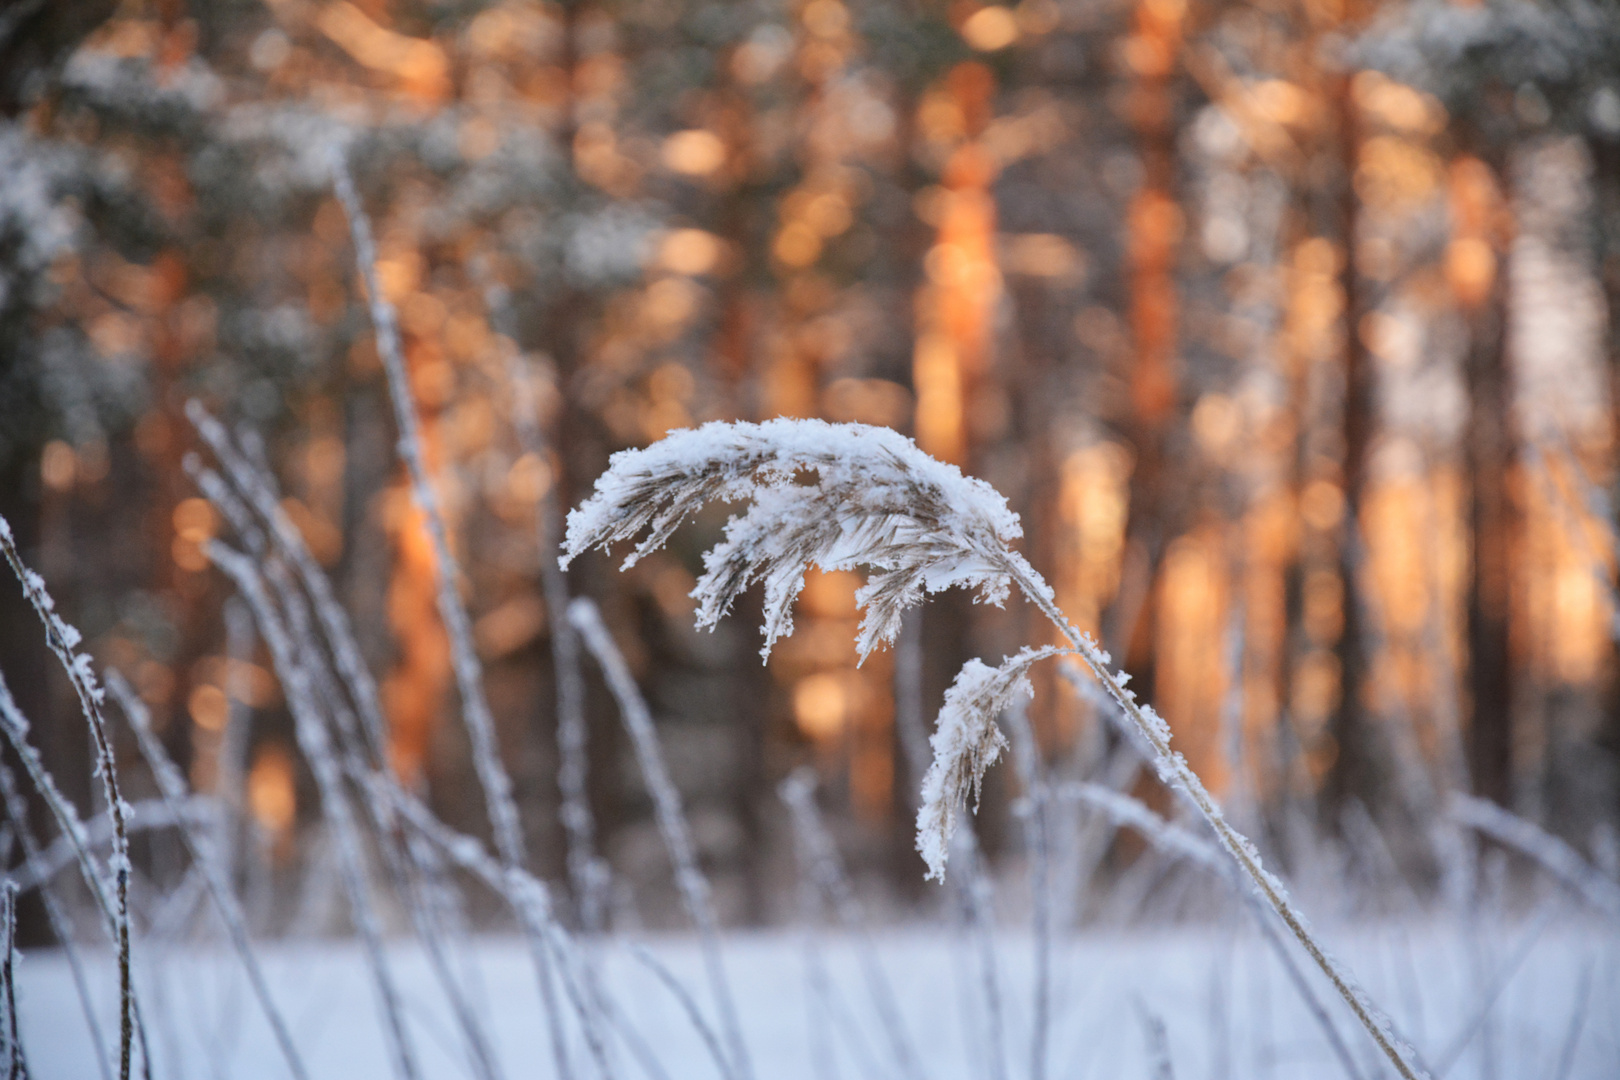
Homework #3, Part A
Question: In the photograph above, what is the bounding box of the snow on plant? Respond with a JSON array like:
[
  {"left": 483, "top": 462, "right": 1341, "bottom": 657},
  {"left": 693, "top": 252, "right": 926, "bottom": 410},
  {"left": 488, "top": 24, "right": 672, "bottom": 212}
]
[
  {"left": 564, "top": 418, "right": 1434, "bottom": 1080},
  {"left": 916, "top": 647, "right": 1065, "bottom": 881},
  {"left": 561, "top": 418, "right": 1021, "bottom": 660}
]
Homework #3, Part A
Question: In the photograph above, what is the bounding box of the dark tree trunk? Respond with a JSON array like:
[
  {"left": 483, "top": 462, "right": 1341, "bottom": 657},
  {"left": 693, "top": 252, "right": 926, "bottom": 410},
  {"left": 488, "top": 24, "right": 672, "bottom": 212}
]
[
  {"left": 1462, "top": 235, "right": 1517, "bottom": 808},
  {"left": 1326, "top": 76, "right": 1376, "bottom": 815}
]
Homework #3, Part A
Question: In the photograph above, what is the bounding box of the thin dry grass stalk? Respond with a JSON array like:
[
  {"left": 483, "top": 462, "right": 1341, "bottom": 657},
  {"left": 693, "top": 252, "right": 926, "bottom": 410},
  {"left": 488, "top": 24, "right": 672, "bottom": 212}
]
[
  {"left": 505, "top": 352, "right": 603, "bottom": 933},
  {"left": 1449, "top": 794, "right": 1620, "bottom": 919},
  {"left": 105, "top": 671, "right": 310, "bottom": 1080},
  {"left": 778, "top": 769, "right": 923, "bottom": 1080},
  {"left": 563, "top": 418, "right": 1433, "bottom": 1080},
  {"left": 569, "top": 597, "right": 754, "bottom": 1080},
  {"left": 0, "top": 763, "right": 114, "bottom": 1080},
  {"left": 1, "top": 881, "right": 22, "bottom": 1080},
  {"left": 206, "top": 542, "right": 423, "bottom": 1080}
]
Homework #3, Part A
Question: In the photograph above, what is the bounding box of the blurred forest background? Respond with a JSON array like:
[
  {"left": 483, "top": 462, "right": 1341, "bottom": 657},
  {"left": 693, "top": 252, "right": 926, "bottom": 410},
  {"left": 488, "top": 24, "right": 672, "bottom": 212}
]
[{"left": 4, "top": 0, "right": 1620, "bottom": 932}]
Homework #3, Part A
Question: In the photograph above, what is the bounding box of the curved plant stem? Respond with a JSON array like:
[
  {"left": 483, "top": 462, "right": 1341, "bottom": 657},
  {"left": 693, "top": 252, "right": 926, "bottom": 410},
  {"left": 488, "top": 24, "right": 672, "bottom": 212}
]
[{"left": 1002, "top": 551, "right": 1431, "bottom": 1080}]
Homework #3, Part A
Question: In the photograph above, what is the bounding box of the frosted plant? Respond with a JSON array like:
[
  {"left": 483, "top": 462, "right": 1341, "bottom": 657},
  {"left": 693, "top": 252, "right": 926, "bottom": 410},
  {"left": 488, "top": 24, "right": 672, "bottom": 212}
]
[
  {"left": 561, "top": 418, "right": 1021, "bottom": 661},
  {"left": 0, "top": 513, "right": 142, "bottom": 1080},
  {"left": 564, "top": 418, "right": 1433, "bottom": 1080},
  {"left": 916, "top": 647, "right": 1064, "bottom": 881}
]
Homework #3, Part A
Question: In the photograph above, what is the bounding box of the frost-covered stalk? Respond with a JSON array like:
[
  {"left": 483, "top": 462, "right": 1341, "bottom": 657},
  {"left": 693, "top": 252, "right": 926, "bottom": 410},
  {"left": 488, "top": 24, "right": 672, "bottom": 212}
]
[
  {"left": 0, "top": 764, "right": 113, "bottom": 1080},
  {"left": 1002, "top": 700, "right": 1051, "bottom": 1080},
  {"left": 373, "top": 777, "right": 614, "bottom": 1077},
  {"left": 106, "top": 672, "right": 310, "bottom": 1080},
  {"left": 0, "top": 516, "right": 136, "bottom": 1080},
  {"left": 217, "top": 597, "right": 256, "bottom": 886},
  {"left": 778, "top": 770, "right": 921, "bottom": 1080},
  {"left": 506, "top": 351, "right": 603, "bottom": 933},
  {"left": 186, "top": 402, "right": 388, "bottom": 763},
  {"left": 630, "top": 945, "right": 737, "bottom": 1080},
  {"left": 1449, "top": 795, "right": 1620, "bottom": 919},
  {"left": 1137, "top": 1002, "right": 1175, "bottom": 1080},
  {"left": 569, "top": 597, "right": 753, "bottom": 1080},
  {"left": 189, "top": 416, "right": 561, "bottom": 1080},
  {"left": 1062, "top": 782, "right": 1368, "bottom": 1080},
  {"left": 333, "top": 156, "right": 568, "bottom": 1073},
  {"left": 1, "top": 881, "right": 23, "bottom": 1080},
  {"left": 891, "top": 622, "right": 1006, "bottom": 1080},
  {"left": 206, "top": 543, "right": 422, "bottom": 1080},
  {"left": 330, "top": 162, "right": 528, "bottom": 869},
  {"left": 561, "top": 419, "right": 1430, "bottom": 1080},
  {"left": 1431, "top": 902, "right": 1559, "bottom": 1076}
]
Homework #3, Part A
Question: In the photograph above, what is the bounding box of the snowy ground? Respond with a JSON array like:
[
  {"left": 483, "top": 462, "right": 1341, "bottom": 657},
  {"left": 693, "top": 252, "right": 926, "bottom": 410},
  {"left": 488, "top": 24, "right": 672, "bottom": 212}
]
[{"left": 21, "top": 923, "right": 1619, "bottom": 1079}]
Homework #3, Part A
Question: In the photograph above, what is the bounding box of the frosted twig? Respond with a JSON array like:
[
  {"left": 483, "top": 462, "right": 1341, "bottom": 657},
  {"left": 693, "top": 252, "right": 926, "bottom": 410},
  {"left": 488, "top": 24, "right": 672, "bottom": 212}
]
[
  {"left": 105, "top": 671, "right": 310, "bottom": 1080},
  {"left": 778, "top": 769, "right": 921, "bottom": 1080},
  {"left": 185, "top": 403, "right": 387, "bottom": 763},
  {"left": 562, "top": 420, "right": 1429, "bottom": 1080},
  {"left": 330, "top": 160, "right": 530, "bottom": 869},
  {"left": 629, "top": 945, "right": 737, "bottom": 1080},
  {"left": 505, "top": 351, "right": 603, "bottom": 932},
  {"left": 7, "top": 796, "right": 212, "bottom": 896},
  {"left": 189, "top": 415, "right": 507, "bottom": 1080},
  {"left": 569, "top": 597, "right": 753, "bottom": 1080},
  {"left": 217, "top": 597, "right": 256, "bottom": 887},
  {"left": 1, "top": 881, "right": 23, "bottom": 1080},
  {"left": 1062, "top": 782, "right": 1368, "bottom": 1080},
  {"left": 1431, "top": 901, "right": 1558, "bottom": 1077},
  {"left": 0, "top": 764, "right": 113, "bottom": 1080},
  {"left": 1002, "top": 700, "right": 1051, "bottom": 1080},
  {"left": 1449, "top": 794, "right": 1620, "bottom": 919},
  {"left": 0, "top": 515, "right": 137, "bottom": 1080},
  {"left": 371, "top": 776, "right": 615, "bottom": 1077},
  {"left": 1053, "top": 651, "right": 1428, "bottom": 1080},
  {"left": 206, "top": 542, "right": 422, "bottom": 1080}
]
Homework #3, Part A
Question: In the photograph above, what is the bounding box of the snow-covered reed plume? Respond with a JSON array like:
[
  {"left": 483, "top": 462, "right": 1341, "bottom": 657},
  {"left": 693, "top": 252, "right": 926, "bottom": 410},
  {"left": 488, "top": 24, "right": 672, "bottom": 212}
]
[
  {"left": 569, "top": 597, "right": 754, "bottom": 1080},
  {"left": 917, "top": 648, "right": 1064, "bottom": 881},
  {"left": 0, "top": 515, "right": 139, "bottom": 1080},
  {"left": 563, "top": 418, "right": 1432, "bottom": 1080}
]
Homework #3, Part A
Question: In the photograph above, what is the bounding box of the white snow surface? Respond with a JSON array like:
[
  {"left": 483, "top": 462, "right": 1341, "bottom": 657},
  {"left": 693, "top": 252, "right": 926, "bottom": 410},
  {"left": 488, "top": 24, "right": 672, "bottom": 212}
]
[{"left": 19, "top": 924, "right": 1619, "bottom": 1079}]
